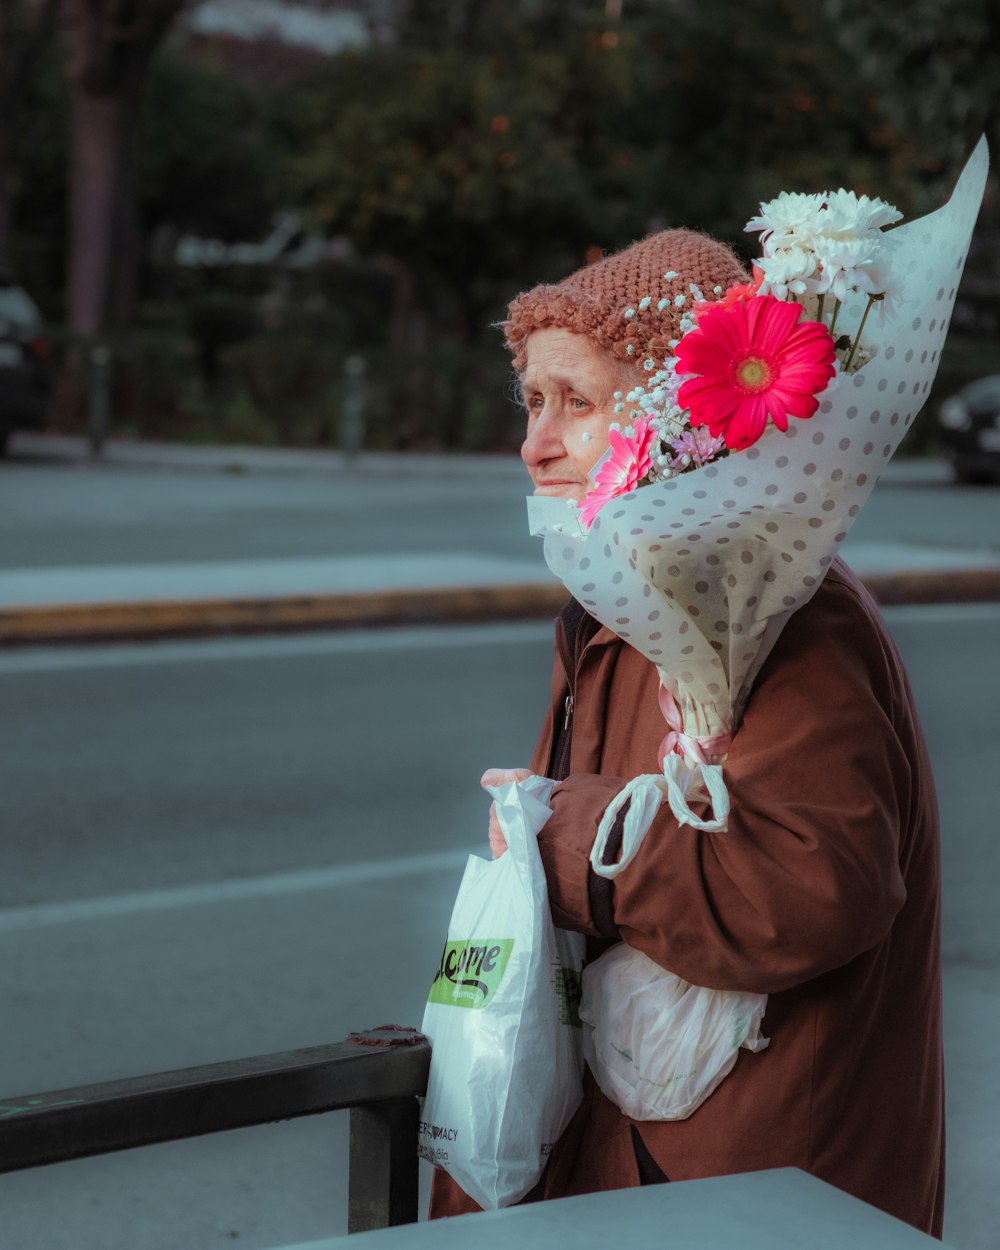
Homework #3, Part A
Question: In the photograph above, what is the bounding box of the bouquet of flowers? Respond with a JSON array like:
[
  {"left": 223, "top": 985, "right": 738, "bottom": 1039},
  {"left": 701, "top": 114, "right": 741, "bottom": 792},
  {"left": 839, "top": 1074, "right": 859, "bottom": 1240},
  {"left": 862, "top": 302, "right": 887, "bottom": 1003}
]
[
  {"left": 528, "top": 139, "right": 988, "bottom": 858},
  {"left": 580, "top": 187, "right": 908, "bottom": 532}
]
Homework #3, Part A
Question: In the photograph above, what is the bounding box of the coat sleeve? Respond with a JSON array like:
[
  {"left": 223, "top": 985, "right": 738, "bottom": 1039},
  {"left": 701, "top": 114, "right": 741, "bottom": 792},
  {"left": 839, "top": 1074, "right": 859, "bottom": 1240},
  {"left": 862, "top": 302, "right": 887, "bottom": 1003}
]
[{"left": 536, "top": 573, "right": 912, "bottom": 994}]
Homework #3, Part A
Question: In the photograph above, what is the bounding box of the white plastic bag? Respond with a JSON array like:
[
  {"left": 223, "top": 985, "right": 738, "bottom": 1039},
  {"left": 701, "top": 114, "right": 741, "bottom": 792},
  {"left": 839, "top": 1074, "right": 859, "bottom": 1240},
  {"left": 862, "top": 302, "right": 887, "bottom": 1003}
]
[
  {"left": 580, "top": 942, "right": 768, "bottom": 1122},
  {"left": 418, "top": 775, "right": 585, "bottom": 1209}
]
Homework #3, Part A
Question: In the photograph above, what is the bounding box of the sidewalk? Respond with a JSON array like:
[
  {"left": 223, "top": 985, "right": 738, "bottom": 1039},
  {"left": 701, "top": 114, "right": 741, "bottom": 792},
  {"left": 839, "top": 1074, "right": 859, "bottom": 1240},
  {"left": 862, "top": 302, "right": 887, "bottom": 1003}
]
[{"left": 2, "top": 432, "right": 1000, "bottom": 645}]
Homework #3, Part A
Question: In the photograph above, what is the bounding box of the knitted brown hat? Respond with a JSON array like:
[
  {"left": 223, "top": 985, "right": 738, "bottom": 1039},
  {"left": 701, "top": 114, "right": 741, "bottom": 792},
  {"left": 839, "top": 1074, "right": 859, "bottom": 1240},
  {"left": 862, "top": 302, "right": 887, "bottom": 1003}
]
[{"left": 504, "top": 229, "right": 748, "bottom": 372}]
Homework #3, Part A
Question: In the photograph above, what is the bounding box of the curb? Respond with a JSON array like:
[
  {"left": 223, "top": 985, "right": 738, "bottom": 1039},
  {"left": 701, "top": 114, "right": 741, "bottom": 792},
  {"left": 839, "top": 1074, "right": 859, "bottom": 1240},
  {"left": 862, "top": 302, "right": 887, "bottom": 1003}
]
[
  {"left": 2, "top": 569, "right": 1000, "bottom": 647},
  {"left": 860, "top": 567, "right": 1000, "bottom": 607},
  {"left": 0, "top": 584, "right": 569, "bottom": 647}
]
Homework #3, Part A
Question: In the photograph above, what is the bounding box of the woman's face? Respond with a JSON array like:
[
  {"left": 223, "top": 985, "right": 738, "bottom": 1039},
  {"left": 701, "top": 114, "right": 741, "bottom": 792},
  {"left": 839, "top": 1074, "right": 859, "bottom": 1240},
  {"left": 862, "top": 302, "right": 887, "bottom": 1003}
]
[{"left": 520, "top": 327, "right": 637, "bottom": 504}]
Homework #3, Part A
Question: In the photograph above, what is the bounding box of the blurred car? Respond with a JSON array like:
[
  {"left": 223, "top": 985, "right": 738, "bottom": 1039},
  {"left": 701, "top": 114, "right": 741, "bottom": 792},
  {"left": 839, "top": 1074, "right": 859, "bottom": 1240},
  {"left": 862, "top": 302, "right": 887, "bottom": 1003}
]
[
  {"left": 937, "top": 376, "right": 1000, "bottom": 484},
  {"left": 0, "top": 277, "right": 52, "bottom": 454}
]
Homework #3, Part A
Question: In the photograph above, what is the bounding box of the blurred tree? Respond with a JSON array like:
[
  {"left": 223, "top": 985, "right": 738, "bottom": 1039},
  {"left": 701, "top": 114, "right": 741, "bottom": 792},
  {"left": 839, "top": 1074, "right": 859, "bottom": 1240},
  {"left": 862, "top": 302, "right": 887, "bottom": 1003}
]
[
  {"left": 275, "top": 0, "right": 1000, "bottom": 448},
  {"left": 283, "top": 4, "right": 646, "bottom": 342},
  {"left": 142, "top": 45, "right": 286, "bottom": 241},
  {"left": 65, "top": 0, "right": 186, "bottom": 337},
  {"left": 5, "top": 0, "right": 992, "bottom": 447},
  {"left": 595, "top": 0, "right": 980, "bottom": 241},
  {"left": 284, "top": 0, "right": 879, "bottom": 328},
  {"left": 0, "top": 0, "right": 62, "bottom": 274},
  {"left": 824, "top": 0, "right": 999, "bottom": 203},
  {"left": 280, "top": 3, "right": 643, "bottom": 443}
]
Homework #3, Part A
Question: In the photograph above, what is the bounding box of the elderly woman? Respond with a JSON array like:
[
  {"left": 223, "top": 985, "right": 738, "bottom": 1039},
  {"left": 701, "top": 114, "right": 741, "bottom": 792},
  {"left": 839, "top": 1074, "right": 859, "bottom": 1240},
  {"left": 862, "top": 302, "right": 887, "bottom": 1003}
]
[{"left": 430, "top": 229, "right": 945, "bottom": 1234}]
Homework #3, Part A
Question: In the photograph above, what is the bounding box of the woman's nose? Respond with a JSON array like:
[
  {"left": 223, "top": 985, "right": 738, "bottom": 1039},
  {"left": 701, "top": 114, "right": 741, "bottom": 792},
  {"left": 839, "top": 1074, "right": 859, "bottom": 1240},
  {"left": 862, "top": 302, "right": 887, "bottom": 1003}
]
[{"left": 521, "top": 408, "right": 565, "bottom": 469}]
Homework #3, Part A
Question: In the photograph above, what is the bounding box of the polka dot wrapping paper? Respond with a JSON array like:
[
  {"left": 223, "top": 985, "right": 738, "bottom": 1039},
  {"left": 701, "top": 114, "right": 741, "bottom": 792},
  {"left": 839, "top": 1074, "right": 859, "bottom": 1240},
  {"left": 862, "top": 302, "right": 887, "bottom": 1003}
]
[{"left": 527, "top": 138, "right": 988, "bottom": 839}]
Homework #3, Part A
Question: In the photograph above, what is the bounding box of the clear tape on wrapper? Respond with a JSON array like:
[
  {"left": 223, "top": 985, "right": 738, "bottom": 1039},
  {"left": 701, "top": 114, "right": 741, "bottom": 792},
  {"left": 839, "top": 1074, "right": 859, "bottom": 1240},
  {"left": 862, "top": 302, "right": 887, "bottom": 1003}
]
[{"left": 590, "top": 758, "right": 730, "bottom": 879}]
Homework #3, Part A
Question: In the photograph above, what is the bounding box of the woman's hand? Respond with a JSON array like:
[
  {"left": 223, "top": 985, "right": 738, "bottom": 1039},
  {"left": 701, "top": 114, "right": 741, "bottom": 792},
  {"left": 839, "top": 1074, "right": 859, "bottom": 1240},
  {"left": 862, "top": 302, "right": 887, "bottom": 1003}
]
[{"left": 481, "top": 768, "right": 533, "bottom": 858}]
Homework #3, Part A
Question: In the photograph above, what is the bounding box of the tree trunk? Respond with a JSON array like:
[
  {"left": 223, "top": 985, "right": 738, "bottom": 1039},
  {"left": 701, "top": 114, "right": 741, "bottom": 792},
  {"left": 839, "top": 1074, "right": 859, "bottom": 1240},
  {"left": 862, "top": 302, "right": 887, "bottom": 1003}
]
[
  {"left": 67, "top": 75, "right": 143, "bottom": 335},
  {"left": 65, "top": 0, "right": 183, "bottom": 339},
  {"left": 106, "top": 84, "right": 142, "bottom": 332},
  {"left": 67, "top": 87, "right": 122, "bottom": 336}
]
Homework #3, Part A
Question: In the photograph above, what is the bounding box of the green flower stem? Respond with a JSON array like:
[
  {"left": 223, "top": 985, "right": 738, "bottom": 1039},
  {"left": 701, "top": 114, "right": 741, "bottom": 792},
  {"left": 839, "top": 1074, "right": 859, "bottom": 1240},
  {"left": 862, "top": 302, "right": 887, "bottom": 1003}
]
[
  {"left": 844, "top": 295, "right": 877, "bottom": 371},
  {"left": 829, "top": 298, "right": 842, "bottom": 337},
  {"left": 816, "top": 294, "right": 826, "bottom": 325}
]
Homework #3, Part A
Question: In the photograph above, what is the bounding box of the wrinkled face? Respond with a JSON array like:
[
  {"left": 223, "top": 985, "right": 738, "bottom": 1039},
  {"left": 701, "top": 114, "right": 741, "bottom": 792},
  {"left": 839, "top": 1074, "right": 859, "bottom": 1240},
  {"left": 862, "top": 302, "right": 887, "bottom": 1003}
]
[{"left": 519, "top": 327, "right": 638, "bottom": 503}]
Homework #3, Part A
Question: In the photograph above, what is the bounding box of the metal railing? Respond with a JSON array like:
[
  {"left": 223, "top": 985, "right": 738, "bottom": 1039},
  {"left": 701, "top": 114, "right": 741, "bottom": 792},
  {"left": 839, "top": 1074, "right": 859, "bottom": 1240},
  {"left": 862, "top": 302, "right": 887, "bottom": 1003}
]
[{"left": 0, "top": 1028, "right": 430, "bottom": 1236}]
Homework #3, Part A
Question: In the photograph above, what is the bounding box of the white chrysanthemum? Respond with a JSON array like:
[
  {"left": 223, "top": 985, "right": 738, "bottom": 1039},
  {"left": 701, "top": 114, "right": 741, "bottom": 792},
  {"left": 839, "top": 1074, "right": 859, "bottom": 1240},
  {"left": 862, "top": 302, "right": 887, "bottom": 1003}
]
[
  {"left": 812, "top": 235, "right": 885, "bottom": 302},
  {"left": 823, "top": 189, "right": 902, "bottom": 236},
  {"left": 755, "top": 246, "right": 820, "bottom": 300},
  {"left": 745, "top": 191, "right": 827, "bottom": 243},
  {"left": 861, "top": 230, "right": 902, "bottom": 302}
]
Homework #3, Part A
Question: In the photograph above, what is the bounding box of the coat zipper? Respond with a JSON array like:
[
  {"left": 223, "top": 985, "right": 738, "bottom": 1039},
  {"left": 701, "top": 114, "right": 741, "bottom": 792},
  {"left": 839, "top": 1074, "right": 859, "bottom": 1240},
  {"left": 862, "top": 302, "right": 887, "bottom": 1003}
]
[
  {"left": 550, "top": 600, "right": 589, "bottom": 781},
  {"left": 552, "top": 691, "right": 574, "bottom": 781}
]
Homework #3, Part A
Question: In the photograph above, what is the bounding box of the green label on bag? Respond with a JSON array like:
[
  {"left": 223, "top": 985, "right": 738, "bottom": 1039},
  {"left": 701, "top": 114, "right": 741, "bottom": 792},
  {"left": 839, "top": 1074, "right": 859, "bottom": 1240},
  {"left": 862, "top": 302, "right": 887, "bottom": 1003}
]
[{"left": 428, "top": 938, "right": 514, "bottom": 1009}]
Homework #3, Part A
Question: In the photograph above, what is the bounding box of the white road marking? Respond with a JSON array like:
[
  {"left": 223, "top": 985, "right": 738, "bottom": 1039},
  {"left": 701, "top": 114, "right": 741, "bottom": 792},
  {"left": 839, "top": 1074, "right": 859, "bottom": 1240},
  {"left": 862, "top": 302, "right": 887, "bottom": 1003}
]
[
  {"left": 1, "top": 605, "right": 993, "bottom": 931},
  {"left": 0, "top": 848, "right": 471, "bottom": 931},
  {"left": 0, "top": 621, "right": 553, "bottom": 674}
]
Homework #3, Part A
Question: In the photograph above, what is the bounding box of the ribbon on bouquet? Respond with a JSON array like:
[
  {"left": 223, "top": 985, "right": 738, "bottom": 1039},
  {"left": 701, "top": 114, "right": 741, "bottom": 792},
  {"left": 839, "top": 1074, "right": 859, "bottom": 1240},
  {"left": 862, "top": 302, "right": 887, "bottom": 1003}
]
[
  {"left": 656, "top": 685, "right": 732, "bottom": 770},
  {"left": 590, "top": 684, "right": 732, "bottom": 880}
]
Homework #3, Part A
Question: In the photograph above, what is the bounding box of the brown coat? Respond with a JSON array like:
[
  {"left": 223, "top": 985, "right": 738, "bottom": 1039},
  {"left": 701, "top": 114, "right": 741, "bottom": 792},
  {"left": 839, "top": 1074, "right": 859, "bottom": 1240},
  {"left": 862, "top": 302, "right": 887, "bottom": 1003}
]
[{"left": 430, "top": 560, "right": 945, "bottom": 1234}]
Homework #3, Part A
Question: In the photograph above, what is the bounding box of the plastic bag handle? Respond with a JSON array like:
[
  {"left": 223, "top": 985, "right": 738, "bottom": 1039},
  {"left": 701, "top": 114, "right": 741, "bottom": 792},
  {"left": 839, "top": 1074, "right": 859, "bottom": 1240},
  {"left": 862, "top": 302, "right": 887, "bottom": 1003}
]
[{"left": 590, "top": 758, "right": 730, "bottom": 879}]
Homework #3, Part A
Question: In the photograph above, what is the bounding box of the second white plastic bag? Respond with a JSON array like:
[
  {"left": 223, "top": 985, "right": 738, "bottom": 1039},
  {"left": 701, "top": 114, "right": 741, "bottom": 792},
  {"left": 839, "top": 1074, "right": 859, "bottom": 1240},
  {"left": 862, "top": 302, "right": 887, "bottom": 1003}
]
[
  {"left": 580, "top": 942, "right": 768, "bottom": 1121},
  {"left": 419, "top": 775, "right": 585, "bottom": 1209}
]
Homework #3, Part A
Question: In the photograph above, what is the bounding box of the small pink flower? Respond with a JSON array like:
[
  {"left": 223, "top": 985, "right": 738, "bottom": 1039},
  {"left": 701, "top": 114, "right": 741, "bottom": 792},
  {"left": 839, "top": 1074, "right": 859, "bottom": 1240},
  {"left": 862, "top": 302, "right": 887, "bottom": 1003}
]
[
  {"left": 692, "top": 267, "right": 764, "bottom": 319},
  {"left": 669, "top": 427, "right": 726, "bottom": 471},
  {"left": 579, "top": 416, "right": 656, "bottom": 530}
]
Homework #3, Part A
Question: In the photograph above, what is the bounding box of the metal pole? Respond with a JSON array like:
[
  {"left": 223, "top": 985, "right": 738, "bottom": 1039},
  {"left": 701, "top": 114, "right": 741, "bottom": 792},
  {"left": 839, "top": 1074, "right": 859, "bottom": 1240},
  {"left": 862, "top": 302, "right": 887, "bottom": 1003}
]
[
  {"left": 340, "top": 354, "right": 367, "bottom": 463},
  {"left": 88, "top": 343, "right": 111, "bottom": 457},
  {"left": 348, "top": 1097, "right": 421, "bottom": 1232}
]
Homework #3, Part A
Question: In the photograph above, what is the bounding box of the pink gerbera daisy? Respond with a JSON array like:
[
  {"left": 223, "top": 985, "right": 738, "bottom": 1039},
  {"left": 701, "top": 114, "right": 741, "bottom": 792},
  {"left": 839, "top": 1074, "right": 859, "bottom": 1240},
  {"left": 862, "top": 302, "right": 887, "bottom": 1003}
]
[
  {"left": 675, "top": 294, "right": 836, "bottom": 452},
  {"left": 579, "top": 416, "right": 656, "bottom": 530}
]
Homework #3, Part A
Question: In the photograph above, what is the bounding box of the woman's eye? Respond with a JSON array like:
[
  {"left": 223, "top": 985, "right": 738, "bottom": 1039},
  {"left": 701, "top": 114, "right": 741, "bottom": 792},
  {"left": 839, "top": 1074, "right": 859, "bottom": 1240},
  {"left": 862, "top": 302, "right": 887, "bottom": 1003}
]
[{"left": 571, "top": 397, "right": 590, "bottom": 410}]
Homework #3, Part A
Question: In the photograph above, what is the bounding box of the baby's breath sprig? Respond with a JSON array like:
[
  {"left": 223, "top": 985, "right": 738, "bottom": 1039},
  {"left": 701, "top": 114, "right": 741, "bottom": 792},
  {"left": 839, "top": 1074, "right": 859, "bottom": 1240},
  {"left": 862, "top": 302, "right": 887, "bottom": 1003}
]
[{"left": 611, "top": 276, "right": 730, "bottom": 484}]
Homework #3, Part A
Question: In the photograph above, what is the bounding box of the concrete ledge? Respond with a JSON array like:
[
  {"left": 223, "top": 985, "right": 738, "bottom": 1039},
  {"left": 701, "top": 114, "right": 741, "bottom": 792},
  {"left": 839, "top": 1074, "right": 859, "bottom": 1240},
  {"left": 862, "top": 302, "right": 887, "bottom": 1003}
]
[
  {"left": 2, "top": 569, "right": 1000, "bottom": 647},
  {"left": 283, "top": 1168, "right": 951, "bottom": 1249},
  {"left": 0, "top": 584, "right": 571, "bottom": 647},
  {"left": 862, "top": 567, "right": 1000, "bottom": 606}
]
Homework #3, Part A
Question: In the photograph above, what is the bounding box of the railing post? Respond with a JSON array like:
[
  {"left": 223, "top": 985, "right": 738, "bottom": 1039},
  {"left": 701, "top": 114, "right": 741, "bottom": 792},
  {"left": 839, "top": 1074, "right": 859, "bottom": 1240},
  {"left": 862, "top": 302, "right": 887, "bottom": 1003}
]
[
  {"left": 88, "top": 342, "right": 112, "bottom": 457},
  {"left": 339, "top": 354, "right": 366, "bottom": 462},
  {"left": 348, "top": 1096, "right": 420, "bottom": 1232}
]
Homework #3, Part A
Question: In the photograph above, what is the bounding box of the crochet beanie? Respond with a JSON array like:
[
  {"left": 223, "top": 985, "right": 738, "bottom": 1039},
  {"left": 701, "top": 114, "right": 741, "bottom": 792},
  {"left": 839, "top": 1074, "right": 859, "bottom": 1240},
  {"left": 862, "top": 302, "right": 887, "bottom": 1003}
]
[{"left": 504, "top": 229, "right": 748, "bottom": 372}]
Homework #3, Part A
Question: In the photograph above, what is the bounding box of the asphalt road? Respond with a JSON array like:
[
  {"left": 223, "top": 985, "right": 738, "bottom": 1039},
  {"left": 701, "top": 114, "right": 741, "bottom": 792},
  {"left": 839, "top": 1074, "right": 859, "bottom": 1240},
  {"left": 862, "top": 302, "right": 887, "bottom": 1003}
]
[
  {"left": 1, "top": 456, "right": 999, "bottom": 572},
  {"left": 0, "top": 623, "right": 552, "bottom": 906},
  {"left": 0, "top": 609, "right": 997, "bottom": 964},
  {"left": 0, "top": 610, "right": 998, "bottom": 1250},
  {"left": 0, "top": 459, "right": 535, "bottom": 569}
]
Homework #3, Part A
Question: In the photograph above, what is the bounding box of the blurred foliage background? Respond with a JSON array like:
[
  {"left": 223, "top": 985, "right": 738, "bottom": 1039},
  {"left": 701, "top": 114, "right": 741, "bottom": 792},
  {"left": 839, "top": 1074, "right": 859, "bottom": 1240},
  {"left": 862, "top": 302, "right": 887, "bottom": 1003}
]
[{"left": 1, "top": 0, "right": 997, "bottom": 452}]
